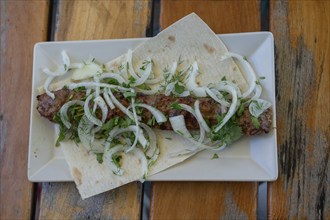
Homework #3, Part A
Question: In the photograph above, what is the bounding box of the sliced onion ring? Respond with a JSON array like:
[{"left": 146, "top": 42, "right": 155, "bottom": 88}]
[
  {"left": 194, "top": 100, "right": 211, "bottom": 133},
  {"left": 93, "top": 96, "right": 108, "bottom": 123},
  {"left": 178, "top": 104, "right": 205, "bottom": 143},
  {"left": 205, "top": 87, "right": 230, "bottom": 107},
  {"left": 103, "top": 88, "right": 115, "bottom": 109},
  {"left": 44, "top": 76, "right": 55, "bottom": 99},
  {"left": 126, "top": 49, "right": 140, "bottom": 80},
  {"left": 132, "top": 58, "right": 152, "bottom": 86},
  {"left": 107, "top": 88, "right": 134, "bottom": 120},
  {"left": 140, "top": 123, "right": 159, "bottom": 165},
  {"left": 169, "top": 115, "right": 192, "bottom": 139},
  {"left": 133, "top": 103, "right": 167, "bottom": 123},
  {"left": 220, "top": 52, "right": 256, "bottom": 98},
  {"left": 67, "top": 82, "right": 131, "bottom": 91},
  {"left": 104, "top": 144, "right": 125, "bottom": 175},
  {"left": 134, "top": 87, "right": 160, "bottom": 95},
  {"left": 60, "top": 100, "right": 84, "bottom": 129},
  {"left": 84, "top": 94, "right": 103, "bottom": 126},
  {"left": 98, "top": 72, "right": 127, "bottom": 84},
  {"left": 214, "top": 85, "right": 238, "bottom": 132},
  {"left": 185, "top": 62, "right": 207, "bottom": 97}
]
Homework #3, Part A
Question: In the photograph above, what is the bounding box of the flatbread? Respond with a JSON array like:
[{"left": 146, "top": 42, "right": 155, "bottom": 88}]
[
  {"left": 62, "top": 13, "right": 248, "bottom": 199},
  {"left": 106, "top": 12, "right": 248, "bottom": 91},
  {"left": 61, "top": 131, "right": 197, "bottom": 199}
]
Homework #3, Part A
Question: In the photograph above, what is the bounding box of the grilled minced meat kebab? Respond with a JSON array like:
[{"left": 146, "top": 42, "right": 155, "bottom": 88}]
[{"left": 37, "top": 88, "right": 272, "bottom": 136}]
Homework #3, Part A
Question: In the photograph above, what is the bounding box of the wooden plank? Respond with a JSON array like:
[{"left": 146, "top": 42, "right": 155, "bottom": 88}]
[
  {"left": 150, "top": 182, "right": 258, "bottom": 219},
  {"left": 160, "top": 0, "right": 260, "bottom": 33},
  {"left": 150, "top": 1, "right": 261, "bottom": 219},
  {"left": 0, "top": 0, "right": 49, "bottom": 219},
  {"left": 37, "top": 1, "right": 152, "bottom": 219},
  {"left": 268, "top": 1, "right": 330, "bottom": 219},
  {"left": 54, "top": 0, "right": 152, "bottom": 40}
]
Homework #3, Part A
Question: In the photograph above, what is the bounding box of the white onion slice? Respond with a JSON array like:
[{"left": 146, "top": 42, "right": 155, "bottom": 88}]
[
  {"left": 166, "top": 62, "right": 178, "bottom": 82},
  {"left": 42, "top": 66, "right": 66, "bottom": 77},
  {"left": 61, "top": 51, "right": 70, "bottom": 68},
  {"left": 126, "top": 98, "right": 140, "bottom": 152},
  {"left": 44, "top": 76, "right": 55, "bottom": 99},
  {"left": 169, "top": 116, "right": 223, "bottom": 151},
  {"left": 140, "top": 124, "right": 159, "bottom": 165},
  {"left": 132, "top": 58, "right": 152, "bottom": 86},
  {"left": 60, "top": 100, "right": 84, "bottom": 129},
  {"left": 103, "top": 88, "right": 115, "bottom": 109},
  {"left": 220, "top": 52, "right": 256, "bottom": 98},
  {"left": 84, "top": 94, "right": 103, "bottom": 126},
  {"left": 107, "top": 88, "right": 134, "bottom": 120},
  {"left": 93, "top": 96, "right": 108, "bottom": 123},
  {"left": 178, "top": 104, "right": 205, "bottom": 143},
  {"left": 194, "top": 100, "right": 211, "bottom": 133},
  {"left": 186, "top": 62, "right": 207, "bottom": 97},
  {"left": 145, "top": 77, "right": 164, "bottom": 85},
  {"left": 169, "top": 115, "right": 192, "bottom": 139},
  {"left": 250, "top": 84, "right": 262, "bottom": 101},
  {"left": 93, "top": 76, "right": 101, "bottom": 98},
  {"left": 169, "top": 115, "right": 227, "bottom": 152},
  {"left": 216, "top": 81, "right": 242, "bottom": 98},
  {"left": 70, "top": 63, "right": 84, "bottom": 69},
  {"left": 205, "top": 87, "right": 230, "bottom": 107},
  {"left": 86, "top": 88, "right": 91, "bottom": 96},
  {"left": 126, "top": 49, "right": 140, "bottom": 80},
  {"left": 98, "top": 72, "right": 127, "bottom": 84},
  {"left": 133, "top": 104, "right": 167, "bottom": 123},
  {"left": 134, "top": 87, "right": 159, "bottom": 95},
  {"left": 104, "top": 144, "right": 125, "bottom": 175},
  {"left": 214, "top": 85, "right": 238, "bottom": 132},
  {"left": 165, "top": 82, "right": 175, "bottom": 96},
  {"left": 78, "top": 116, "right": 104, "bottom": 153},
  {"left": 249, "top": 98, "right": 271, "bottom": 118},
  {"left": 68, "top": 82, "right": 131, "bottom": 91},
  {"left": 71, "top": 62, "right": 103, "bottom": 81},
  {"left": 104, "top": 125, "right": 147, "bottom": 150},
  {"left": 175, "top": 90, "right": 190, "bottom": 97}
]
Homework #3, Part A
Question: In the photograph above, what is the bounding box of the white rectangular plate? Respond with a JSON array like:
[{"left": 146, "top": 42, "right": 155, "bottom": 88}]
[{"left": 28, "top": 32, "right": 277, "bottom": 182}]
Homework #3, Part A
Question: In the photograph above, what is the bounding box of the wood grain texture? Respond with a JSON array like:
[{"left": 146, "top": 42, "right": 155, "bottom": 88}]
[
  {"left": 38, "top": 0, "right": 151, "bottom": 219},
  {"left": 0, "top": 0, "right": 49, "bottom": 219},
  {"left": 150, "top": 182, "right": 258, "bottom": 219},
  {"left": 160, "top": 0, "right": 260, "bottom": 33},
  {"left": 55, "top": 0, "right": 152, "bottom": 40},
  {"left": 268, "top": 1, "right": 330, "bottom": 219},
  {"left": 38, "top": 182, "right": 142, "bottom": 219},
  {"left": 149, "top": 1, "right": 261, "bottom": 219}
]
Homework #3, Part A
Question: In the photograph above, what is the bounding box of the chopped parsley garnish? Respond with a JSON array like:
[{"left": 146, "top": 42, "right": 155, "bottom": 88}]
[
  {"left": 140, "top": 59, "right": 152, "bottom": 71},
  {"left": 96, "top": 153, "right": 103, "bottom": 164},
  {"left": 174, "top": 82, "right": 185, "bottom": 94},
  {"left": 251, "top": 116, "right": 260, "bottom": 129},
  {"left": 123, "top": 91, "right": 136, "bottom": 98},
  {"left": 175, "top": 130, "right": 184, "bottom": 136},
  {"left": 102, "top": 78, "right": 119, "bottom": 85},
  {"left": 147, "top": 116, "right": 156, "bottom": 126},
  {"left": 237, "top": 104, "right": 245, "bottom": 116},
  {"left": 112, "top": 154, "right": 122, "bottom": 168},
  {"left": 211, "top": 153, "right": 219, "bottom": 159},
  {"left": 170, "top": 102, "right": 183, "bottom": 110},
  {"left": 210, "top": 114, "right": 243, "bottom": 145}
]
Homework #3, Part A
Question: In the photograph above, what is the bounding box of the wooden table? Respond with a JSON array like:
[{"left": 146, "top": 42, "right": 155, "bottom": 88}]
[{"left": 1, "top": 1, "right": 329, "bottom": 219}]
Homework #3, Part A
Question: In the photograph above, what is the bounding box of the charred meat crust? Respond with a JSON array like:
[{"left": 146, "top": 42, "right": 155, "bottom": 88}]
[{"left": 36, "top": 88, "right": 272, "bottom": 135}]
